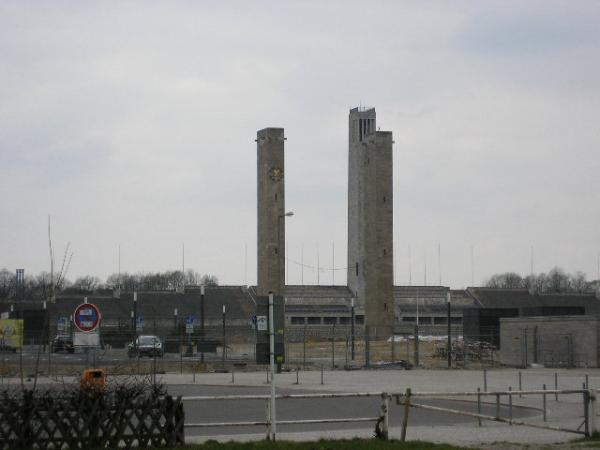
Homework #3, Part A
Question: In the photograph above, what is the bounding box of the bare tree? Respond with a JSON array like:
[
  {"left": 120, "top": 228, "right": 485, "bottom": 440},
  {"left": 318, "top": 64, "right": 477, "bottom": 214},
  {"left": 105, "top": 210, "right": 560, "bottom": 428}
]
[
  {"left": 544, "top": 267, "right": 570, "bottom": 293},
  {"left": 200, "top": 274, "right": 219, "bottom": 286},
  {"left": 569, "top": 271, "right": 588, "bottom": 293},
  {"left": 485, "top": 272, "right": 524, "bottom": 289},
  {"left": 0, "top": 268, "right": 13, "bottom": 299},
  {"left": 73, "top": 275, "right": 101, "bottom": 292}
]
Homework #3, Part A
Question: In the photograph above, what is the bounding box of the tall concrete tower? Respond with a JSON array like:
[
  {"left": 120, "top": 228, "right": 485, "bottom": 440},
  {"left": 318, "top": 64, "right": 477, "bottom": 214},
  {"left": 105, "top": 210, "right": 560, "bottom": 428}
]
[
  {"left": 347, "top": 107, "right": 394, "bottom": 336},
  {"left": 257, "top": 127, "right": 286, "bottom": 296}
]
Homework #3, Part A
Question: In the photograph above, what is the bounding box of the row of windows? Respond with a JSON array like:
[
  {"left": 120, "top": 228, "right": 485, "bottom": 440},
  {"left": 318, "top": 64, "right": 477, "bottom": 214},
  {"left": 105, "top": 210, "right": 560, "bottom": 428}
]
[
  {"left": 401, "top": 316, "right": 463, "bottom": 325},
  {"left": 289, "top": 315, "right": 365, "bottom": 326}
]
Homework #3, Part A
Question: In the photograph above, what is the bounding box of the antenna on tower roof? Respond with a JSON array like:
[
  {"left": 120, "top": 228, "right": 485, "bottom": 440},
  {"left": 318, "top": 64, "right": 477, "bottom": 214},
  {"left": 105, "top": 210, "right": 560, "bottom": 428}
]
[{"left": 438, "top": 243, "right": 442, "bottom": 286}]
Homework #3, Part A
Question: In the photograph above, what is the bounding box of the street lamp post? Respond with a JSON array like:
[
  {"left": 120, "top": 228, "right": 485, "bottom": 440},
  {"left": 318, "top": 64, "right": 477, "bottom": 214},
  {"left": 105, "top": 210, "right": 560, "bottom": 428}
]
[
  {"left": 133, "top": 292, "right": 138, "bottom": 352},
  {"left": 200, "top": 285, "right": 205, "bottom": 363},
  {"left": 350, "top": 298, "right": 355, "bottom": 361},
  {"left": 222, "top": 305, "right": 226, "bottom": 368},
  {"left": 447, "top": 291, "right": 452, "bottom": 368}
]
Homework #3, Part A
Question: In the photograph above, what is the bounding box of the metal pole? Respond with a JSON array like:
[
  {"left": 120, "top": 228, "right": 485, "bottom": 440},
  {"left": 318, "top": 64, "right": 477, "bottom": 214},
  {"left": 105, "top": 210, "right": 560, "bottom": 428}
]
[
  {"left": 508, "top": 386, "right": 513, "bottom": 424},
  {"left": 222, "top": 305, "right": 226, "bottom": 369},
  {"left": 351, "top": 299, "right": 355, "bottom": 361},
  {"left": 519, "top": 371, "right": 522, "bottom": 398},
  {"left": 584, "top": 383, "right": 590, "bottom": 437},
  {"left": 133, "top": 292, "right": 138, "bottom": 354},
  {"left": 268, "top": 292, "right": 276, "bottom": 440},
  {"left": 543, "top": 384, "right": 547, "bottom": 422},
  {"left": 414, "top": 324, "right": 419, "bottom": 367},
  {"left": 484, "top": 369, "right": 487, "bottom": 392},
  {"left": 447, "top": 292, "right": 451, "bottom": 368},
  {"left": 365, "top": 325, "right": 371, "bottom": 367},
  {"left": 331, "top": 324, "right": 335, "bottom": 370},
  {"left": 200, "top": 285, "right": 205, "bottom": 364},
  {"left": 303, "top": 325, "right": 306, "bottom": 369},
  {"left": 555, "top": 372, "right": 558, "bottom": 401},
  {"left": 591, "top": 389, "right": 599, "bottom": 436},
  {"left": 345, "top": 335, "right": 349, "bottom": 367},
  {"left": 477, "top": 387, "right": 482, "bottom": 427}
]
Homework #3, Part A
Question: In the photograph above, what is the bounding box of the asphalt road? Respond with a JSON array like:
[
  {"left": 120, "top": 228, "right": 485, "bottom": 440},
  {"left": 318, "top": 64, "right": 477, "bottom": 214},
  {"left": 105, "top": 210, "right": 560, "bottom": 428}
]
[{"left": 167, "top": 384, "right": 539, "bottom": 437}]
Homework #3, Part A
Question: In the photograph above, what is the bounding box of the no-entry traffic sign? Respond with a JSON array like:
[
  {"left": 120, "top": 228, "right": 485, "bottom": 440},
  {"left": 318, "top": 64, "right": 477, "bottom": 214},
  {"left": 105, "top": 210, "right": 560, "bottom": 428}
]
[{"left": 73, "top": 303, "right": 101, "bottom": 332}]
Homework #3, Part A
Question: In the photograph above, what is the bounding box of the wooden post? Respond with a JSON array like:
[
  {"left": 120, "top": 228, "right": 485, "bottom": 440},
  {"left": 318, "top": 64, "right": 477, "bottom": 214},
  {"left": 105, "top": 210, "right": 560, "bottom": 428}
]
[
  {"left": 477, "top": 387, "right": 482, "bottom": 427},
  {"left": 380, "top": 393, "right": 390, "bottom": 440},
  {"left": 400, "top": 388, "right": 411, "bottom": 442},
  {"left": 495, "top": 394, "right": 500, "bottom": 420},
  {"left": 543, "top": 384, "right": 547, "bottom": 422},
  {"left": 321, "top": 364, "right": 324, "bottom": 385}
]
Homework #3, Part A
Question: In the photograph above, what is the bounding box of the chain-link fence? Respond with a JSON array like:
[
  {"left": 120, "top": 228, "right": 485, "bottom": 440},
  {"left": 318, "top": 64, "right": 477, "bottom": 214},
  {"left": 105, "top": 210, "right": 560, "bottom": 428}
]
[{"left": 0, "top": 322, "right": 504, "bottom": 382}]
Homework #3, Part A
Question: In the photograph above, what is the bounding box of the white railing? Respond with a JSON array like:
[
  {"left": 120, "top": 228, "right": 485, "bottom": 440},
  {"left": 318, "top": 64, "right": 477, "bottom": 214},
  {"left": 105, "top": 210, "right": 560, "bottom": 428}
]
[
  {"left": 182, "top": 387, "right": 598, "bottom": 441},
  {"left": 183, "top": 391, "right": 388, "bottom": 440}
]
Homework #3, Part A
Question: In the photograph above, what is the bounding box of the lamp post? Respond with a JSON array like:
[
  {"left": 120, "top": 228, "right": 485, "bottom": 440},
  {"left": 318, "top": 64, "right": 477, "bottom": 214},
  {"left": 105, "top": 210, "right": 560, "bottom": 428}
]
[
  {"left": 222, "top": 304, "right": 226, "bottom": 368},
  {"left": 200, "top": 285, "right": 205, "bottom": 363},
  {"left": 174, "top": 308, "right": 178, "bottom": 331},
  {"left": 277, "top": 212, "right": 294, "bottom": 295},
  {"left": 43, "top": 300, "right": 47, "bottom": 352},
  {"left": 447, "top": 291, "right": 451, "bottom": 368},
  {"left": 133, "top": 292, "right": 138, "bottom": 352},
  {"left": 351, "top": 298, "right": 355, "bottom": 361}
]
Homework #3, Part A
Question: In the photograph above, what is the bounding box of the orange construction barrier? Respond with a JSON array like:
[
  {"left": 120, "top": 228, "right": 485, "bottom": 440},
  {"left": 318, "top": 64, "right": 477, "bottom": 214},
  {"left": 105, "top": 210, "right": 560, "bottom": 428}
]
[{"left": 80, "top": 368, "right": 107, "bottom": 393}]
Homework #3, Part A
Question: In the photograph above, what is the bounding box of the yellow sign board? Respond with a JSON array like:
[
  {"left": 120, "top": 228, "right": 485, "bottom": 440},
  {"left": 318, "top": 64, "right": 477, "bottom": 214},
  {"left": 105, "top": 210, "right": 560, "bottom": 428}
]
[{"left": 0, "top": 319, "right": 23, "bottom": 350}]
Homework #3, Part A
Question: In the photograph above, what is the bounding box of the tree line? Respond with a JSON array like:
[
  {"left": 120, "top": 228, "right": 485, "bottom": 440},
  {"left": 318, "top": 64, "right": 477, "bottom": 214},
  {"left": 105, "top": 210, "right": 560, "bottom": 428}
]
[
  {"left": 0, "top": 268, "right": 219, "bottom": 300},
  {"left": 485, "top": 267, "right": 599, "bottom": 293}
]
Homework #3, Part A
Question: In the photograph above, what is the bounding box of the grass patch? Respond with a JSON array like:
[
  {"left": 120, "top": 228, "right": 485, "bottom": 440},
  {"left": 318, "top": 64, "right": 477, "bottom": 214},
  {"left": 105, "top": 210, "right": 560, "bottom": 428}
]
[{"left": 179, "top": 439, "right": 477, "bottom": 450}]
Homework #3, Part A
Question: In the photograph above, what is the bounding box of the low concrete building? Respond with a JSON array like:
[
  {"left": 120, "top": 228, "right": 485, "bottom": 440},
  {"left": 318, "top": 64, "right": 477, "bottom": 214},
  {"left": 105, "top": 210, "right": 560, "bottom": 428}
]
[
  {"left": 463, "top": 288, "right": 600, "bottom": 346},
  {"left": 499, "top": 316, "right": 600, "bottom": 368}
]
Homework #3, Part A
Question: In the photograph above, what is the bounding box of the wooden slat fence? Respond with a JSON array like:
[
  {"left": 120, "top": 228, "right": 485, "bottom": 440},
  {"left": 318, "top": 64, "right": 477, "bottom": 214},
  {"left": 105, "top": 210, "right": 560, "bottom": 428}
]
[{"left": 0, "top": 392, "right": 184, "bottom": 449}]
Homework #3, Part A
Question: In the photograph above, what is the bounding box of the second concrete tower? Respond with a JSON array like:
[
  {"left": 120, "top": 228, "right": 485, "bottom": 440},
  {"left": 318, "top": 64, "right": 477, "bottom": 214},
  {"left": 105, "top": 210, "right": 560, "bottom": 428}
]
[
  {"left": 347, "top": 107, "right": 394, "bottom": 336},
  {"left": 257, "top": 127, "right": 286, "bottom": 296}
]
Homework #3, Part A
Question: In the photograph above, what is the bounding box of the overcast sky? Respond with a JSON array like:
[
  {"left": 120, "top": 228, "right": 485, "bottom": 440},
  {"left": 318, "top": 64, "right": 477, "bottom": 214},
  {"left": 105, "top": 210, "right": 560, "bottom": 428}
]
[{"left": 1, "top": 1, "right": 599, "bottom": 288}]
